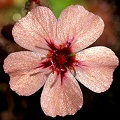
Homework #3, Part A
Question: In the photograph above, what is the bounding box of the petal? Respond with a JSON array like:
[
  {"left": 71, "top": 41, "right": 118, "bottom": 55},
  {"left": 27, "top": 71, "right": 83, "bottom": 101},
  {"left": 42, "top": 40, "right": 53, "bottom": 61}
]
[
  {"left": 56, "top": 5, "right": 104, "bottom": 52},
  {"left": 75, "top": 46, "right": 119, "bottom": 93},
  {"left": 41, "top": 71, "right": 83, "bottom": 117},
  {"left": 9, "top": 69, "right": 47, "bottom": 96},
  {"left": 12, "top": 6, "right": 57, "bottom": 54},
  {"left": 3, "top": 51, "right": 48, "bottom": 96},
  {"left": 4, "top": 51, "right": 43, "bottom": 74}
]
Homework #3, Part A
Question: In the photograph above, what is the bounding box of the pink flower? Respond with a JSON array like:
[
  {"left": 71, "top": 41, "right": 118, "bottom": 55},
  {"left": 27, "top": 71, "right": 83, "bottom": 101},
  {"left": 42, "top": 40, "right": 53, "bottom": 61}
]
[{"left": 3, "top": 5, "right": 119, "bottom": 117}]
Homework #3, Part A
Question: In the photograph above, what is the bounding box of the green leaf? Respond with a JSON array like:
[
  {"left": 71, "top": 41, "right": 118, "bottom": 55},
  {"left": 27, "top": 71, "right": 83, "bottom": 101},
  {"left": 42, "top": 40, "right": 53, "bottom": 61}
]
[{"left": 48, "top": 0, "right": 85, "bottom": 18}]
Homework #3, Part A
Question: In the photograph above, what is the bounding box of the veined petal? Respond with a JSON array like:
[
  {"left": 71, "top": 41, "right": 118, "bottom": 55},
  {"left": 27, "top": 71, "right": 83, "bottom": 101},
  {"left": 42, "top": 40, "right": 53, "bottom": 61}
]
[
  {"left": 56, "top": 5, "right": 104, "bottom": 52},
  {"left": 3, "top": 51, "right": 49, "bottom": 96},
  {"left": 4, "top": 51, "right": 43, "bottom": 74},
  {"left": 12, "top": 6, "right": 57, "bottom": 54},
  {"left": 75, "top": 46, "right": 119, "bottom": 93},
  {"left": 41, "top": 71, "right": 83, "bottom": 117},
  {"left": 9, "top": 69, "right": 47, "bottom": 96}
]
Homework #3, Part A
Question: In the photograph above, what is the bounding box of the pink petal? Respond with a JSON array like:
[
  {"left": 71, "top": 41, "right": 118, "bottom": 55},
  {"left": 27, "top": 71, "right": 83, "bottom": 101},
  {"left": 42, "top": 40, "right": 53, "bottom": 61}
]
[
  {"left": 41, "top": 71, "right": 83, "bottom": 117},
  {"left": 3, "top": 51, "right": 48, "bottom": 96},
  {"left": 9, "top": 70, "right": 47, "bottom": 96},
  {"left": 56, "top": 5, "right": 104, "bottom": 52},
  {"left": 12, "top": 6, "right": 57, "bottom": 54},
  {"left": 4, "top": 51, "right": 43, "bottom": 74},
  {"left": 75, "top": 46, "right": 119, "bottom": 93}
]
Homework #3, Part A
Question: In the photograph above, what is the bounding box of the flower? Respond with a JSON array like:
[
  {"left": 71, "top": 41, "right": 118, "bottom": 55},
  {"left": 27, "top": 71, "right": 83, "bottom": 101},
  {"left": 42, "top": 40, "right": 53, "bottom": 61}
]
[{"left": 3, "top": 5, "right": 119, "bottom": 117}]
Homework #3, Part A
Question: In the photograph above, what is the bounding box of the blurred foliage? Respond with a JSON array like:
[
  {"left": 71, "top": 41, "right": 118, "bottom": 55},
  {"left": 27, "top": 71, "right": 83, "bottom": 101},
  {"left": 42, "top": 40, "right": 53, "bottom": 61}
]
[
  {"left": 0, "top": 0, "right": 27, "bottom": 25},
  {"left": 48, "top": 0, "right": 86, "bottom": 18}
]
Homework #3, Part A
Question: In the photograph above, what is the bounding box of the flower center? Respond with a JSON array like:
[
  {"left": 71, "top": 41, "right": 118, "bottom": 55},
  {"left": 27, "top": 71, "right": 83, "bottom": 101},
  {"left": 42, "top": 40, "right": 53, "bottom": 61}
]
[
  {"left": 57, "top": 54, "right": 66, "bottom": 65},
  {"left": 40, "top": 41, "right": 76, "bottom": 84}
]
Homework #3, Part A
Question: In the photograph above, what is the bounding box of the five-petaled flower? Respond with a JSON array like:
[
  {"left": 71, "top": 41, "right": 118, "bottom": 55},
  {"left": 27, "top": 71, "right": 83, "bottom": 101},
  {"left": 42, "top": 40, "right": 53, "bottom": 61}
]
[{"left": 3, "top": 5, "right": 119, "bottom": 117}]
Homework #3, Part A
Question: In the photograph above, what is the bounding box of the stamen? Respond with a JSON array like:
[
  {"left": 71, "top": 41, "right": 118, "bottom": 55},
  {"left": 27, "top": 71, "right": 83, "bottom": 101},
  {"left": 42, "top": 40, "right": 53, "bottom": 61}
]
[
  {"left": 68, "top": 66, "right": 76, "bottom": 77},
  {"left": 66, "top": 53, "right": 76, "bottom": 57},
  {"left": 29, "top": 71, "right": 42, "bottom": 76},
  {"left": 35, "top": 46, "right": 50, "bottom": 51}
]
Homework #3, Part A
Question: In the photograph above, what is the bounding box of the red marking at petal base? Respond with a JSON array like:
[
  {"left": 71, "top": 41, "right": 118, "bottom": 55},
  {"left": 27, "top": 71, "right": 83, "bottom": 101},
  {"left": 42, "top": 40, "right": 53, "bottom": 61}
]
[{"left": 39, "top": 41, "right": 76, "bottom": 85}]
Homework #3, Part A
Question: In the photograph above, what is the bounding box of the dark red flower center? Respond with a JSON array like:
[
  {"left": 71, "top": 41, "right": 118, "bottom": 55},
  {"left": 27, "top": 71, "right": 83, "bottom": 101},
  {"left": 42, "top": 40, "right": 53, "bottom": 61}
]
[
  {"left": 57, "top": 54, "right": 66, "bottom": 65},
  {"left": 40, "top": 41, "right": 76, "bottom": 84}
]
